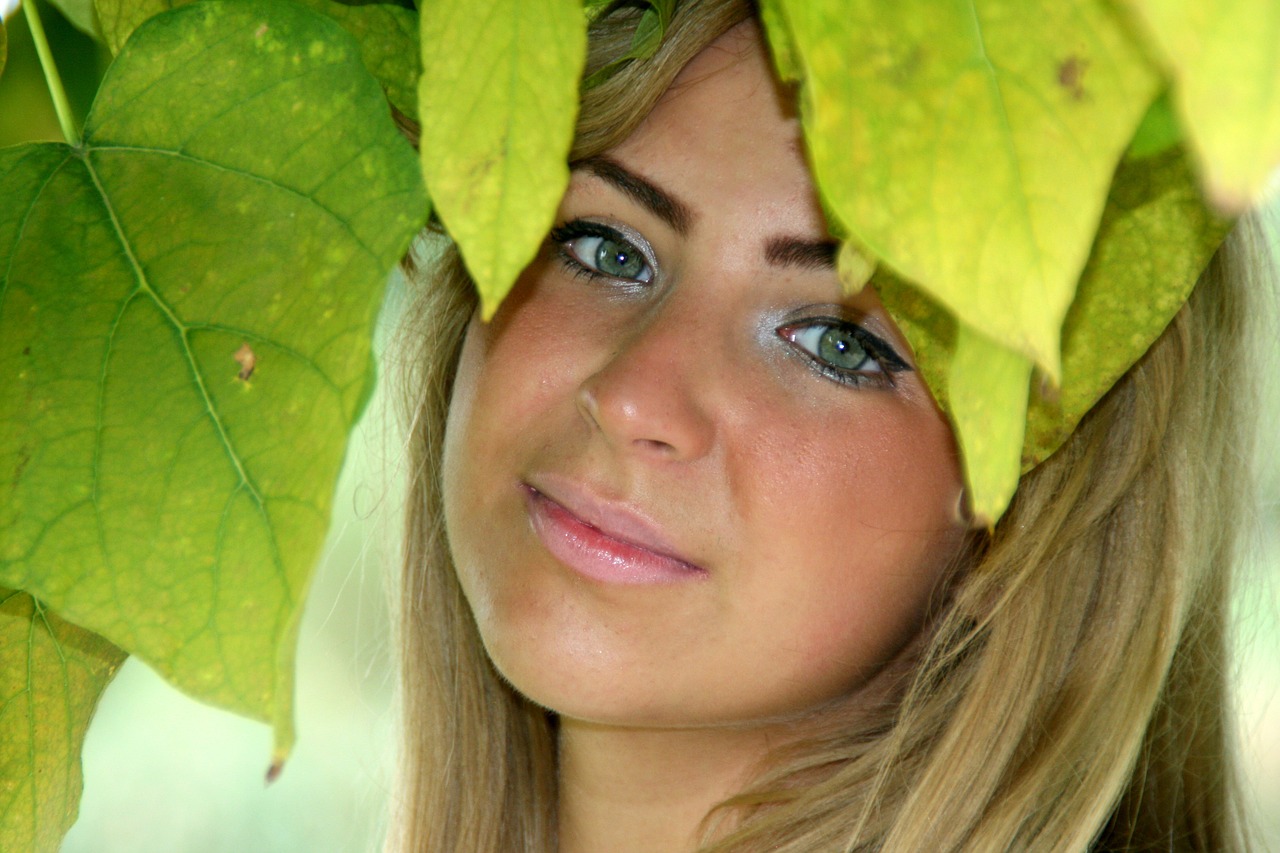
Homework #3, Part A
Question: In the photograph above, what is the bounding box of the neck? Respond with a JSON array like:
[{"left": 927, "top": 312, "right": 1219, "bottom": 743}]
[{"left": 556, "top": 720, "right": 778, "bottom": 853}]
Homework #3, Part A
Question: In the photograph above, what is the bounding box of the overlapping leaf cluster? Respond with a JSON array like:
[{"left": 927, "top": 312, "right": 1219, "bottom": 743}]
[{"left": 1, "top": 0, "right": 1277, "bottom": 848}]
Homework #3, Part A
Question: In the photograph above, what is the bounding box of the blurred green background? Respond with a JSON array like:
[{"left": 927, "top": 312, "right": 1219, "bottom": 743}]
[{"left": 2, "top": 3, "right": 1278, "bottom": 850}]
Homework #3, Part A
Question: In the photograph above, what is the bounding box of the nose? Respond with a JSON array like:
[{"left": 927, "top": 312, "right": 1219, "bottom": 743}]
[{"left": 576, "top": 299, "right": 717, "bottom": 462}]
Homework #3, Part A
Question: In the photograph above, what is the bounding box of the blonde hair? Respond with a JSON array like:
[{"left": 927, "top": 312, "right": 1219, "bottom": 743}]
[{"left": 392, "top": 2, "right": 1267, "bottom": 849}]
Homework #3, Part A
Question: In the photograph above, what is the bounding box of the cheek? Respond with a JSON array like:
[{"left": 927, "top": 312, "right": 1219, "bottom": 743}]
[{"left": 727, "top": 399, "right": 965, "bottom": 696}]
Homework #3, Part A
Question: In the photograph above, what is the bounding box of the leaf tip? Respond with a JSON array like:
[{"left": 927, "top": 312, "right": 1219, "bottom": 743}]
[
  {"left": 837, "top": 240, "right": 876, "bottom": 296},
  {"left": 265, "top": 754, "right": 286, "bottom": 786}
]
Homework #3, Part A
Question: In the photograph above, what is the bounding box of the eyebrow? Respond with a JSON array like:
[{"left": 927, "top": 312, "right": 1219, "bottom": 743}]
[
  {"left": 575, "top": 156, "right": 694, "bottom": 236},
  {"left": 574, "top": 155, "right": 839, "bottom": 272},
  {"left": 763, "top": 237, "right": 839, "bottom": 271}
]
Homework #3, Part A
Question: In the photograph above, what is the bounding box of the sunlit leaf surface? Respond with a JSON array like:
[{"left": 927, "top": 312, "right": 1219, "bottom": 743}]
[
  {"left": 94, "top": 0, "right": 420, "bottom": 120},
  {"left": 779, "top": 0, "right": 1158, "bottom": 379},
  {"left": 0, "top": 588, "right": 124, "bottom": 853},
  {"left": 1124, "top": 0, "right": 1280, "bottom": 211},
  {"left": 94, "top": 0, "right": 176, "bottom": 53},
  {"left": 0, "top": 0, "right": 424, "bottom": 761},
  {"left": 877, "top": 142, "right": 1226, "bottom": 520},
  {"left": 419, "top": 0, "right": 586, "bottom": 318}
]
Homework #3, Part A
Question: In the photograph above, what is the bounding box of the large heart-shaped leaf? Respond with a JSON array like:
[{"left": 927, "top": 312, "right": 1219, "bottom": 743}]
[
  {"left": 1124, "top": 0, "right": 1280, "bottom": 211},
  {"left": 418, "top": 0, "right": 586, "bottom": 318},
  {"left": 0, "top": 589, "right": 125, "bottom": 853},
  {"left": 0, "top": 0, "right": 425, "bottom": 763}
]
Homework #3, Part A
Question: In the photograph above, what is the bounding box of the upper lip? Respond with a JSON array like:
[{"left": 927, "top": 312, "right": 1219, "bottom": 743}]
[{"left": 523, "top": 473, "right": 702, "bottom": 570}]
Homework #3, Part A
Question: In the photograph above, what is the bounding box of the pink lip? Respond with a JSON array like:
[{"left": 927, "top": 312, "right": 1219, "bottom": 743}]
[{"left": 522, "top": 479, "right": 706, "bottom": 585}]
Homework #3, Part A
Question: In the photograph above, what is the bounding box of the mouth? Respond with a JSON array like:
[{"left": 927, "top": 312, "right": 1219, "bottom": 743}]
[{"left": 521, "top": 481, "right": 707, "bottom": 585}]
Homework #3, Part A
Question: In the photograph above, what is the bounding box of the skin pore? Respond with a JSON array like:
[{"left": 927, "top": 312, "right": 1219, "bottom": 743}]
[{"left": 440, "top": 22, "right": 971, "bottom": 853}]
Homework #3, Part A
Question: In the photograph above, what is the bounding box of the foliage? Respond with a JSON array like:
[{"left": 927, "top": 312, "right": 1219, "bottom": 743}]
[
  {"left": 418, "top": 0, "right": 585, "bottom": 319},
  {"left": 0, "top": 0, "right": 1275, "bottom": 846},
  {"left": 0, "top": 0, "right": 424, "bottom": 843},
  {"left": 0, "top": 589, "right": 124, "bottom": 853}
]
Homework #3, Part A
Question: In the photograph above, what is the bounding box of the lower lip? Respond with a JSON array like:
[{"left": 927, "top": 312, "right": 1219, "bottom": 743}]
[{"left": 524, "top": 488, "right": 706, "bottom": 585}]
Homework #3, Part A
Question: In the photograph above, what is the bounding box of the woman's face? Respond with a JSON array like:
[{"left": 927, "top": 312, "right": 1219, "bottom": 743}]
[{"left": 442, "top": 23, "right": 968, "bottom": 729}]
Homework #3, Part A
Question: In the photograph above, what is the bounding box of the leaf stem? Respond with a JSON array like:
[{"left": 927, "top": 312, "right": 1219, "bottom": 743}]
[{"left": 20, "top": 0, "right": 81, "bottom": 146}]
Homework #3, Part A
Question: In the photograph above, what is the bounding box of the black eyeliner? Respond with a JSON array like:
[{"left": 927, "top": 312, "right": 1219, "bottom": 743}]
[{"left": 548, "top": 219, "right": 654, "bottom": 286}]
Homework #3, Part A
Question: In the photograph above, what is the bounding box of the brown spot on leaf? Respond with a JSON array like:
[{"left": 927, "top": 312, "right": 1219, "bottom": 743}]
[
  {"left": 234, "top": 343, "right": 256, "bottom": 382},
  {"left": 255, "top": 23, "right": 269, "bottom": 38},
  {"left": 1036, "top": 372, "right": 1061, "bottom": 404},
  {"left": 1057, "top": 55, "right": 1089, "bottom": 101}
]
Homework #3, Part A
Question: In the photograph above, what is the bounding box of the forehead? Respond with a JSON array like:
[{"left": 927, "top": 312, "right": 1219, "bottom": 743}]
[{"left": 599, "top": 22, "right": 830, "bottom": 248}]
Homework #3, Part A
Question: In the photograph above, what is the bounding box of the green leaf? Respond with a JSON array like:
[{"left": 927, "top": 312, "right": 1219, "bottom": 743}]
[
  {"left": 875, "top": 143, "right": 1225, "bottom": 520},
  {"left": 300, "top": 0, "right": 420, "bottom": 121},
  {"left": 870, "top": 270, "right": 1033, "bottom": 526},
  {"left": 583, "top": 0, "right": 611, "bottom": 20},
  {"left": 1126, "top": 91, "right": 1181, "bottom": 160},
  {"left": 1, "top": 18, "right": 7, "bottom": 79},
  {"left": 419, "top": 0, "right": 587, "bottom": 318},
  {"left": 47, "top": 0, "right": 103, "bottom": 39},
  {"left": 758, "top": 0, "right": 801, "bottom": 83},
  {"left": 0, "top": 588, "right": 125, "bottom": 853},
  {"left": 582, "top": 0, "right": 674, "bottom": 88},
  {"left": 0, "top": 0, "right": 425, "bottom": 765},
  {"left": 1023, "top": 146, "right": 1229, "bottom": 464},
  {"left": 94, "top": 0, "right": 420, "bottom": 120},
  {"left": 1123, "top": 0, "right": 1280, "bottom": 212},
  {"left": 779, "top": 0, "right": 1159, "bottom": 380},
  {"left": 94, "top": 0, "right": 177, "bottom": 53}
]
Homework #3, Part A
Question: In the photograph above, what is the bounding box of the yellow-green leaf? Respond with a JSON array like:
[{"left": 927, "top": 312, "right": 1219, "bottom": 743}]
[
  {"left": 875, "top": 140, "right": 1227, "bottom": 520},
  {"left": 309, "top": 0, "right": 420, "bottom": 121},
  {"left": 1, "top": 17, "right": 7, "bottom": 79},
  {"left": 47, "top": 0, "right": 102, "bottom": 39},
  {"left": 93, "top": 0, "right": 421, "bottom": 120},
  {"left": 1123, "top": 0, "right": 1280, "bottom": 212},
  {"left": 871, "top": 271, "right": 1030, "bottom": 525},
  {"left": 1023, "top": 145, "right": 1229, "bottom": 464},
  {"left": 94, "top": 0, "right": 175, "bottom": 53},
  {"left": 0, "top": 589, "right": 125, "bottom": 853},
  {"left": 0, "top": 0, "right": 424, "bottom": 766},
  {"left": 758, "top": 0, "right": 800, "bottom": 83},
  {"left": 419, "top": 0, "right": 587, "bottom": 318},
  {"left": 778, "top": 0, "right": 1159, "bottom": 380}
]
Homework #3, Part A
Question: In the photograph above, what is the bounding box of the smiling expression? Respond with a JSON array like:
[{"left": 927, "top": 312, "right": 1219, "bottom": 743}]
[{"left": 441, "top": 23, "right": 969, "bottom": 729}]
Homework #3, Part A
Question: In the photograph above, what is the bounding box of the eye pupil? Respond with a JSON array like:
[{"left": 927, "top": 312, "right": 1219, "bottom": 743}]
[
  {"left": 596, "top": 238, "right": 644, "bottom": 279},
  {"left": 818, "top": 327, "right": 868, "bottom": 370}
]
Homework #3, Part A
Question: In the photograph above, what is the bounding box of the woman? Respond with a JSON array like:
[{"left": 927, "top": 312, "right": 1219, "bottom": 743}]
[{"left": 395, "top": 2, "right": 1267, "bottom": 850}]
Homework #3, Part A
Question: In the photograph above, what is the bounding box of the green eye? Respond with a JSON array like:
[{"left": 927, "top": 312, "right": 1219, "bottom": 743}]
[
  {"left": 778, "top": 320, "right": 910, "bottom": 387},
  {"left": 552, "top": 221, "right": 655, "bottom": 283},
  {"left": 816, "top": 326, "right": 871, "bottom": 371},
  {"left": 590, "top": 235, "right": 647, "bottom": 279}
]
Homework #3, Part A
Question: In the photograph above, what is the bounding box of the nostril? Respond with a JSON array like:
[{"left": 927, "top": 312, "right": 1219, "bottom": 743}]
[{"left": 634, "top": 437, "right": 677, "bottom": 455}]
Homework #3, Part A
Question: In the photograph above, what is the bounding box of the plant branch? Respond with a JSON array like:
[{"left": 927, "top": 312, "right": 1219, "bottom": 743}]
[{"left": 20, "top": 0, "right": 81, "bottom": 146}]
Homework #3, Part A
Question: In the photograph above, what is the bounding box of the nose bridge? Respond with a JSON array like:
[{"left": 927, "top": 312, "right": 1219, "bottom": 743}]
[{"left": 577, "top": 290, "right": 718, "bottom": 460}]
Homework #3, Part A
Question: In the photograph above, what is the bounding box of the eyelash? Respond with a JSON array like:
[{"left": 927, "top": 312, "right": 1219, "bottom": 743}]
[
  {"left": 550, "top": 220, "right": 655, "bottom": 287},
  {"left": 776, "top": 319, "right": 910, "bottom": 389}
]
